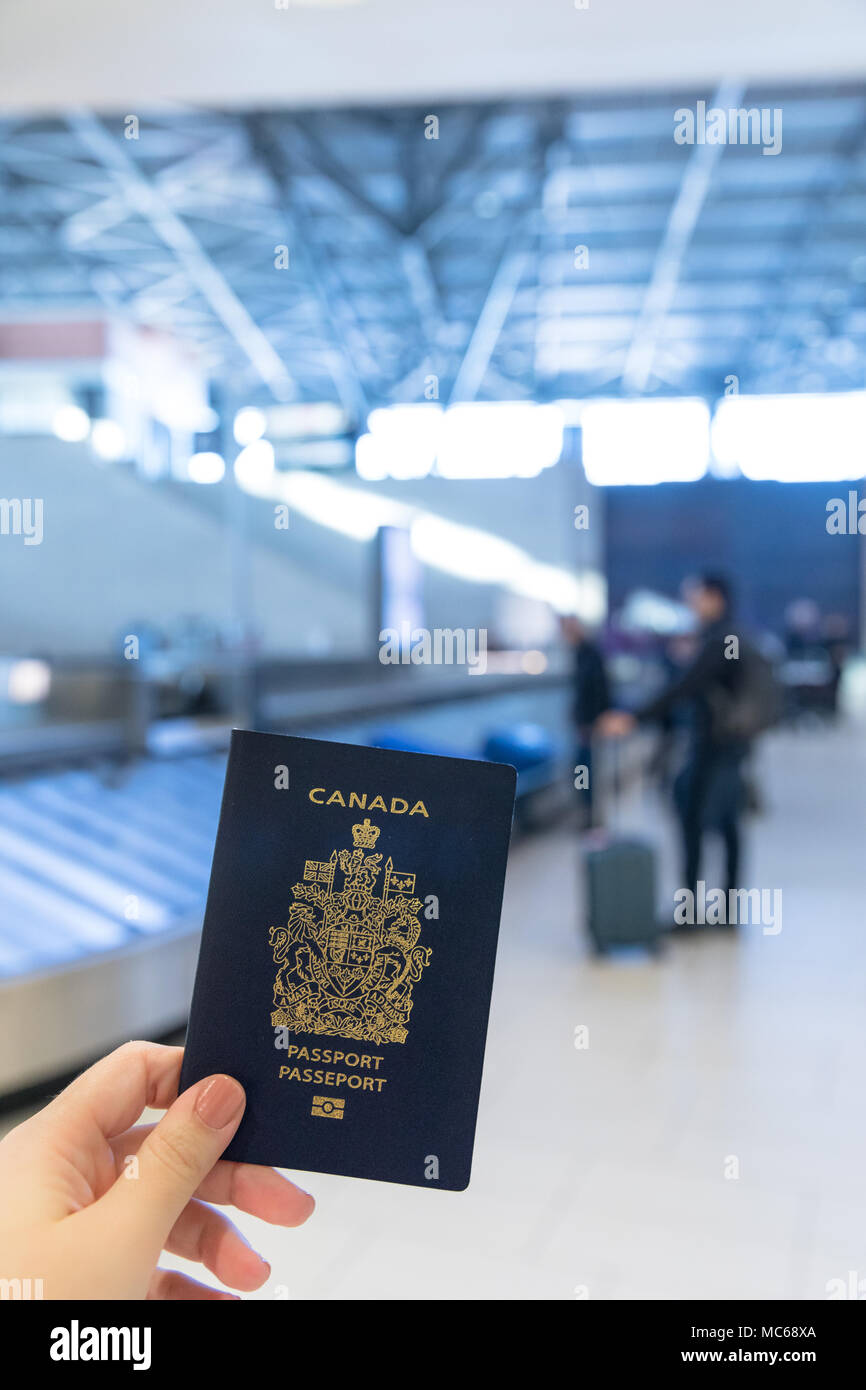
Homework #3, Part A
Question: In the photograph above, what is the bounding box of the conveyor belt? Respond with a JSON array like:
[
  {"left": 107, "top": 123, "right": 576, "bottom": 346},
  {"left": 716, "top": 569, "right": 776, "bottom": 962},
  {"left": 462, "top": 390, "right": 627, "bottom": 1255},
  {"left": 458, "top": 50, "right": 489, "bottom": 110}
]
[
  {"left": 0, "top": 753, "right": 228, "bottom": 1094},
  {"left": 0, "top": 754, "right": 225, "bottom": 980}
]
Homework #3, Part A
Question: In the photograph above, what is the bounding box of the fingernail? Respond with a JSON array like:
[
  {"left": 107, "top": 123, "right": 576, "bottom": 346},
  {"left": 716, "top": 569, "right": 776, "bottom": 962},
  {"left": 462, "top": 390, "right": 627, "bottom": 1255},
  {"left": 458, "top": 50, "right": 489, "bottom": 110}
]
[{"left": 195, "top": 1075, "right": 245, "bottom": 1130}]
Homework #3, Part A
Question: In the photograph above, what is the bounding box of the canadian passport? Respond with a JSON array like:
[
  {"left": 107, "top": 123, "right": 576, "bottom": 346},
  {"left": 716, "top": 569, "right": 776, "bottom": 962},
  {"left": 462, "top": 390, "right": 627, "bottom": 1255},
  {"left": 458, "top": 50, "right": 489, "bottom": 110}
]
[{"left": 180, "top": 730, "right": 516, "bottom": 1190}]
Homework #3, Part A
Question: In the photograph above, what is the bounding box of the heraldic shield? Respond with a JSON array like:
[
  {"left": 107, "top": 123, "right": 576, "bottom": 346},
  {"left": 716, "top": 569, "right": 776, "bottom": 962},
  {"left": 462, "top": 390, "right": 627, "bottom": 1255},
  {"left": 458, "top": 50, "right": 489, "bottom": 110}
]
[{"left": 269, "top": 818, "right": 432, "bottom": 1045}]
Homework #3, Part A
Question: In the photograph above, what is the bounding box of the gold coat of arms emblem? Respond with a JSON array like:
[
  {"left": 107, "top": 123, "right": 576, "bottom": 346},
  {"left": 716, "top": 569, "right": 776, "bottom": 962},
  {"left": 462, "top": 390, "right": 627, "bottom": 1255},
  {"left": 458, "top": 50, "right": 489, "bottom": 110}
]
[{"left": 270, "top": 819, "right": 432, "bottom": 1045}]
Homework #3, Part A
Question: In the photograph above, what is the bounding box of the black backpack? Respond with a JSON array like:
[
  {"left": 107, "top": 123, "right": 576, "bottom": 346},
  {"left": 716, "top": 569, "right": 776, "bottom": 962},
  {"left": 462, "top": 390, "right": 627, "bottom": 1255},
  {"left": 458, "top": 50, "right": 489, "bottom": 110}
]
[{"left": 708, "top": 641, "right": 782, "bottom": 742}]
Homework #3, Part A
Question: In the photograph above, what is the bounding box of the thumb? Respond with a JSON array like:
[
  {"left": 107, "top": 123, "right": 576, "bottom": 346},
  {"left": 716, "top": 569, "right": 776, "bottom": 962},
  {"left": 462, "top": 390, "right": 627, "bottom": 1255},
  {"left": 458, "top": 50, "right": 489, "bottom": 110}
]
[{"left": 98, "top": 1074, "right": 246, "bottom": 1259}]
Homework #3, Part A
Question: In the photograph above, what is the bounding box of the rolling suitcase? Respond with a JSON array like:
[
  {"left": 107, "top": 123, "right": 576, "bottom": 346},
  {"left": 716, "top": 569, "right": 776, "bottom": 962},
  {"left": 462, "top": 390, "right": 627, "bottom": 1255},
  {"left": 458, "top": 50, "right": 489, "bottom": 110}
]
[
  {"left": 582, "top": 742, "right": 662, "bottom": 953},
  {"left": 583, "top": 834, "right": 660, "bottom": 952}
]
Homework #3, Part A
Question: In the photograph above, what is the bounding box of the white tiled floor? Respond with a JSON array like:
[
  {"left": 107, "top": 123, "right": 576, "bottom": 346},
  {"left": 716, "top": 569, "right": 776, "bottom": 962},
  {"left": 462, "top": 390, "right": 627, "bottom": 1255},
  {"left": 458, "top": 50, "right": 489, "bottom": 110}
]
[
  {"left": 7, "top": 722, "right": 866, "bottom": 1299},
  {"left": 182, "top": 720, "right": 865, "bottom": 1300}
]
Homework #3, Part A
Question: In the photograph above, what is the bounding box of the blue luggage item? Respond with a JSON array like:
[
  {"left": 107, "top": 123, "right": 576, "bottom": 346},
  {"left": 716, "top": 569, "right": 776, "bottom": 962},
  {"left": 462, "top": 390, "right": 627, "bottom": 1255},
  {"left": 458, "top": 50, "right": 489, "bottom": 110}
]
[
  {"left": 482, "top": 723, "right": 553, "bottom": 768},
  {"left": 369, "top": 730, "right": 473, "bottom": 759},
  {"left": 482, "top": 724, "right": 557, "bottom": 796}
]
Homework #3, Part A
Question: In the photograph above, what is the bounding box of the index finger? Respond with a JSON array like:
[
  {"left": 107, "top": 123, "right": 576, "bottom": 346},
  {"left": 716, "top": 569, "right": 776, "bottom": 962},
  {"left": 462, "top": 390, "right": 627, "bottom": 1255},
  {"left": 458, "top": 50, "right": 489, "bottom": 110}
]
[
  {"left": 45, "top": 1041, "right": 185, "bottom": 1143},
  {"left": 111, "top": 1126, "right": 314, "bottom": 1224}
]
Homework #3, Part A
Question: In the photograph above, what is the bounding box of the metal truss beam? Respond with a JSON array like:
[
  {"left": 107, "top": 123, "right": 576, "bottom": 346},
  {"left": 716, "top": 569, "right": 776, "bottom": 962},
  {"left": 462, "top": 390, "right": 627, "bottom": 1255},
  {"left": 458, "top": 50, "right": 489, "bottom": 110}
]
[
  {"left": 244, "top": 114, "right": 372, "bottom": 423},
  {"left": 621, "top": 80, "right": 744, "bottom": 395},
  {"left": 745, "top": 106, "right": 866, "bottom": 392},
  {"left": 65, "top": 108, "right": 294, "bottom": 399}
]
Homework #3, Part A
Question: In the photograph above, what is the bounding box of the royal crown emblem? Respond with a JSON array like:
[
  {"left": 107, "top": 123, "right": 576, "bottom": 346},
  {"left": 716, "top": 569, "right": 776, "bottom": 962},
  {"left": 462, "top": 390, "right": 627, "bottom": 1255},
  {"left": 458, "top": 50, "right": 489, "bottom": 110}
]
[
  {"left": 351, "top": 817, "right": 381, "bottom": 849},
  {"left": 269, "top": 820, "right": 432, "bottom": 1045}
]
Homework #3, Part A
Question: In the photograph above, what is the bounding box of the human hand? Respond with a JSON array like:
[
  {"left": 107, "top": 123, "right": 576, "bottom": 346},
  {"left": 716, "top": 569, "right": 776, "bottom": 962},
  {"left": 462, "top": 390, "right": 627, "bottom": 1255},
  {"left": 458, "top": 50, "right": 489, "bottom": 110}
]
[
  {"left": 596, "top": 710, "right": 637, "bottom": 737},
  {"left": 0, "top": 1041, "right": 314, "bottom": 1300}
]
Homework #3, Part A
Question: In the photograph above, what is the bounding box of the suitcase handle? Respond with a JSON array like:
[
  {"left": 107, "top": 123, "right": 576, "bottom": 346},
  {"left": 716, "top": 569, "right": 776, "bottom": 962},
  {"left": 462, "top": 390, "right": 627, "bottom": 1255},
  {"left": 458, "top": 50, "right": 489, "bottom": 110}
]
[{"left": 595, "top": 731, "right": 643, "bottom": 832}]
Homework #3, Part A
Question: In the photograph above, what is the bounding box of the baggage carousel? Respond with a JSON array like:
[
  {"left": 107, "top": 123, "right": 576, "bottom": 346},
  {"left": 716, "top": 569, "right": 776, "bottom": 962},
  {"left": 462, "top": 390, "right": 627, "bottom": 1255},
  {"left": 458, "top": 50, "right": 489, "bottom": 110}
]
[
  {"left": 0, "top": 665, "right": 571, "bottom": 1097},
  {"left": 0, "top": 753, "right": 225, "bottom": 1095}
]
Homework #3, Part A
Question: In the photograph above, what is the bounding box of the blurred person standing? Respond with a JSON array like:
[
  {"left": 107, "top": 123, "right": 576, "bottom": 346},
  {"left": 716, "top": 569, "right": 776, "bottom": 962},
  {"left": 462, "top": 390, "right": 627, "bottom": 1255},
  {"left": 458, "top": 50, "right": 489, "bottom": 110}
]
[
  {"left": 600, "top": 576, "right": 767, "bottom": 919},
  {"left": 560, "top": 615, "right": 611, "bottom": 828},
  {"left": 783, "top": 597, "right": 821, "bottom": 657},
  {"left": 648, "top": 631, "right": 697, "bottom": 795},
  {"left": 821, "top": 612, "right": 851, "bottom": 718}
]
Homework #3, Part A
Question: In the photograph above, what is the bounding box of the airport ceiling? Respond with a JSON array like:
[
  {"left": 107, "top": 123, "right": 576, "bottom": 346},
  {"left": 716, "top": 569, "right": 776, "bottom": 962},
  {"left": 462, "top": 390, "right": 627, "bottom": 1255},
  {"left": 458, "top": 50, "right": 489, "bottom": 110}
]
[{"left": 1, "top": 83, "right": 866, "bottom": 418}]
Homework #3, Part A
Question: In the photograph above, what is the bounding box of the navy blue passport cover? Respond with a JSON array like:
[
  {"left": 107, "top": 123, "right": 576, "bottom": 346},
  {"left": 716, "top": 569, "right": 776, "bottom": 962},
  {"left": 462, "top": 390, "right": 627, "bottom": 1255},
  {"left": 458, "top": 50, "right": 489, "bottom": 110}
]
[{"left": 180, "top": 730, "right": 516, "bottom": 1191}]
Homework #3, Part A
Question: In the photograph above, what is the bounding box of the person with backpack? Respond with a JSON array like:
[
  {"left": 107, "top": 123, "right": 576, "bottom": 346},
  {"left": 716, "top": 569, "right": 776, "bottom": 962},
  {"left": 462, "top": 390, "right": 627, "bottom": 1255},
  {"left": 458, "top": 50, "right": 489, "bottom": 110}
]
[{"left": 598, "top": 575, "right": 778, "bottom": 919}]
